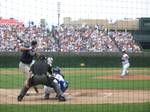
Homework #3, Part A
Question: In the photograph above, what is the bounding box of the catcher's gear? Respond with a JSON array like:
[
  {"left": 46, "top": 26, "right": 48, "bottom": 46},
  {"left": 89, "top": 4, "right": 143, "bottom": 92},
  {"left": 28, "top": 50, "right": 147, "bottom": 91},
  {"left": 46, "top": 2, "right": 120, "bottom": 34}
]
[
  {"left": 59, "top": 80, "right": 68, "bottom": 92},
  {"left": 53, "top": 66, "right": 61, "bottom": 73}
]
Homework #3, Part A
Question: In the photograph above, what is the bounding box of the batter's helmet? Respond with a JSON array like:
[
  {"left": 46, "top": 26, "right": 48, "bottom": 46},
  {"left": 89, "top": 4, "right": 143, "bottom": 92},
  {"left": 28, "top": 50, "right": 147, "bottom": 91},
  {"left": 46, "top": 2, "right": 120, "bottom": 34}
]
[{"left": 31, "top": 40, "right": 37, "bottom": 46}]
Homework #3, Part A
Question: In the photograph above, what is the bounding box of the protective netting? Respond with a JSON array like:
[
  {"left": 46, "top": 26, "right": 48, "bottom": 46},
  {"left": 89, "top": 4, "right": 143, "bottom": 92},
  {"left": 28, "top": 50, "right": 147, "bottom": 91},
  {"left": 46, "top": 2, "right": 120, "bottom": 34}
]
[{"left": 0, "top": 0, "right": 150, "bottom": 112}]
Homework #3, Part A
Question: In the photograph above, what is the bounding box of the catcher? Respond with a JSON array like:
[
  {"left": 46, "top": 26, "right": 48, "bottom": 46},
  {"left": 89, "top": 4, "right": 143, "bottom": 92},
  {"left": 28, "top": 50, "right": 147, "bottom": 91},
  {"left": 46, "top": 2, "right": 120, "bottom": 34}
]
[{"left": 44, "top": 66, "right": 69, "bottom": 99}]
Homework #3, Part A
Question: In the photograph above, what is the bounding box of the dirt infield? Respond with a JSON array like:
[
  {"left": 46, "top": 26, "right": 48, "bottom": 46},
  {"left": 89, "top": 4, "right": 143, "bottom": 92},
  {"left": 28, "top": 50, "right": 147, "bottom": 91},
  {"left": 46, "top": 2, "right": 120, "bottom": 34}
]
[
  {"left": 0, "top": 89, "right": 150, "bottom": 104},
  {"left": 96, "top": 74, "right": 150, "bottom": 80},
  {"left": 0, "top": 69, "right": 22, "bottom": 75}
]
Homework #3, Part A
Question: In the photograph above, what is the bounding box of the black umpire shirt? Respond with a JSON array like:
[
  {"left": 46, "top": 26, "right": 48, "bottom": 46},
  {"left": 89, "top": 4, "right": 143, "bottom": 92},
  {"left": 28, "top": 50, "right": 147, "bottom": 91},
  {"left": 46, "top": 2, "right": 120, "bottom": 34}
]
[{"left": 30, "top": 59, "right": 52, "bottom": 76}]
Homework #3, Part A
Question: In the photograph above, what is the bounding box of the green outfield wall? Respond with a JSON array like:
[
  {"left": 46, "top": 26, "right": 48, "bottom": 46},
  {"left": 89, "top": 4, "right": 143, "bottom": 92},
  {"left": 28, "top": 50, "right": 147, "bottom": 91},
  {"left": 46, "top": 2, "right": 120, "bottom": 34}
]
[{"left": 0, "top": 52, "right": 149, "bottom": 68}]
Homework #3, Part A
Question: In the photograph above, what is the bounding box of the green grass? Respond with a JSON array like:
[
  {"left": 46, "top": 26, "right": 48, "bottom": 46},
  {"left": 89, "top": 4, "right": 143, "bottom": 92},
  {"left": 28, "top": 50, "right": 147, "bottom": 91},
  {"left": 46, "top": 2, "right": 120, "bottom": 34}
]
[
  {"left": 0, "top": 68, "right": 150, "bottom": 112},
  {"left": 0, "top": 74, "right": 24, "bottom": 88},
  {"left": 0, "top": 68, "right": 150, "bottom": 89},
  {"left": 63, "top": 67, "right": 150, "bottom": 70},
  {"left": 143, "top": 49, "right": 150, "bottom": 52},
  {"left": 67, "top": 74, "right": 150, "bottom": 89},
  {"left": 0, "top": 103, "right": 149, "bottom": 112}
]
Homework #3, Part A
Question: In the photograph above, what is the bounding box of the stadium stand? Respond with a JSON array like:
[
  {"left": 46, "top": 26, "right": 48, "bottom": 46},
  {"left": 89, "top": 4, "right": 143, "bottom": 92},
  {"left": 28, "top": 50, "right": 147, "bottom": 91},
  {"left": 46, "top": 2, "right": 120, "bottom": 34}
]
[{"left": 0, "top": 23, "right": 141, "bottom": 52}]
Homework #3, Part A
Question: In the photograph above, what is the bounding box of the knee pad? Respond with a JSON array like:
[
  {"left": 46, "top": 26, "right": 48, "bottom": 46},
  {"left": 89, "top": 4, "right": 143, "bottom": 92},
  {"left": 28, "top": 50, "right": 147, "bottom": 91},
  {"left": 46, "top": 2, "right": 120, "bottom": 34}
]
[{"left": 59, "top": 81, "right": 69, "bottom": 92}]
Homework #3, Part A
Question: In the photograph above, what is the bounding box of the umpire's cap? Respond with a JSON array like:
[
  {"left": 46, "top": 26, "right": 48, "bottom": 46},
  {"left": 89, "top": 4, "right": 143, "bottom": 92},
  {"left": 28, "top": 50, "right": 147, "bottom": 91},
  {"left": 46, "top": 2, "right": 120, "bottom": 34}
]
[
  {"left": 31, "top": 40, "right": 37, "bottom": 46},
  {"left": 38, "top": 54, "right": 46, "bottom": 60}
]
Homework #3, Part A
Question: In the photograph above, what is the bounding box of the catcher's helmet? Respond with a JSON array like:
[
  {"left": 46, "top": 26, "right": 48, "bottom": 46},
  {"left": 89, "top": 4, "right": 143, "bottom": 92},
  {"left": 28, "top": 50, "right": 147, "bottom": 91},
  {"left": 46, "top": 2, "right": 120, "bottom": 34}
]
[{"left": 53, "top": 66, "right": 61, "bottom": 73}]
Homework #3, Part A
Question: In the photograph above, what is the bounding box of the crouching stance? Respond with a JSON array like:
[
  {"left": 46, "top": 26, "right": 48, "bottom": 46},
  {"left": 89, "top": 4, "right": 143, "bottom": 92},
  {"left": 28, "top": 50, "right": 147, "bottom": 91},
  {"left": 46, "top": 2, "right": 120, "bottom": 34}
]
[
  {"left": 17, "top": 55, "right": 66, "bottom": 102},
  {"left": 44, "top": 67, "right": 68, "bottom": 99}
]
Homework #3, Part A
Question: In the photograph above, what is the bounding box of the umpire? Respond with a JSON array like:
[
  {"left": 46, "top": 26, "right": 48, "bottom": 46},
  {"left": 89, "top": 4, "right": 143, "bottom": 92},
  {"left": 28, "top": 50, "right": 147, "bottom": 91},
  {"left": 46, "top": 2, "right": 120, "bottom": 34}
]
[{"left": 17, "top": 55, "right": 66, "bottom": 102}]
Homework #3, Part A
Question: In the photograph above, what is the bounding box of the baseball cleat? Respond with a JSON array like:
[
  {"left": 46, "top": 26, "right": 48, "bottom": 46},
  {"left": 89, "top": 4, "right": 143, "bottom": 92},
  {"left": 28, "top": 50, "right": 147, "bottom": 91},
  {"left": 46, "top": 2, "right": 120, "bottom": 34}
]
[
  {"left": 58, "top": 95, "right": 66, "bottom": 102},
  {"left": 17, "top": 95, "right": 23, "bottom": 102},
  {"left": 44, "top": 94, "right": 50, "bottom": 100}
]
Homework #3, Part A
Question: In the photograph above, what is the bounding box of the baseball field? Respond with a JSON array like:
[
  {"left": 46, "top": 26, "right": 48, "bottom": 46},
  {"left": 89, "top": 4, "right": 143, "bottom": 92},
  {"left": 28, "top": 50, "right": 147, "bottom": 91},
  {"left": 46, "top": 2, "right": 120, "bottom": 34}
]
[{"left": 0, "top": 67, "right": 150, "bottom": 112}]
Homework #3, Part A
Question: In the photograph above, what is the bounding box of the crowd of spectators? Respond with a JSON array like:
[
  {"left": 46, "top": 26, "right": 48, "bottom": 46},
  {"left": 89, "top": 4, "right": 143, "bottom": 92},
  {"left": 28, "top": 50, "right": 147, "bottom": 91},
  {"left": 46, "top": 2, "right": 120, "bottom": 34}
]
[
  {"left": 0, "top": 23, "right": 141, "bottom": 52},
  {"left": 109, "top": 31, "right": 141, "bottom": 52}
]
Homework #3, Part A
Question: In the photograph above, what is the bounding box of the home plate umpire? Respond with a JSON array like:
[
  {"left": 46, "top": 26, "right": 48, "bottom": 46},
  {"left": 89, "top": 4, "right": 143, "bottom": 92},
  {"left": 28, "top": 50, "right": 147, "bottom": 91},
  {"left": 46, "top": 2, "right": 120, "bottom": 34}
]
[{"left": 17, "top": 54, "right": 66, "bottom": 102}]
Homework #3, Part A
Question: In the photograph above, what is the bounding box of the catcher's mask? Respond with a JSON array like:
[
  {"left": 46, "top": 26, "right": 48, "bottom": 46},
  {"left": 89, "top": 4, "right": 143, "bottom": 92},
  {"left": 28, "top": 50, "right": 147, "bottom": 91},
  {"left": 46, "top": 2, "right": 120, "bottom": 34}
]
[{"left": 53, "top": 66, "right": 61, "bottom": 73}]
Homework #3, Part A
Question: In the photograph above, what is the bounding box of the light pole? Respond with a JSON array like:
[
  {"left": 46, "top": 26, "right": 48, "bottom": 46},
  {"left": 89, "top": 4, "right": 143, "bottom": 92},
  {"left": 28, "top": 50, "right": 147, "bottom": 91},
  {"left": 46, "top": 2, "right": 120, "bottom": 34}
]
[{"left": 57, "top": 2, "right": 60, "bottom": 26}]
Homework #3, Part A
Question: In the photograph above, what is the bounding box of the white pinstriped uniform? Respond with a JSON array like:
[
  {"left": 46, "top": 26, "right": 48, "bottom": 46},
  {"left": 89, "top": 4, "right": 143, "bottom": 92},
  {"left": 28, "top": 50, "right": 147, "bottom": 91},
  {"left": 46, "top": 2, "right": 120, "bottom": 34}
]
[{"left": 121, "top": 53, "right": 130, "bottom": 77}]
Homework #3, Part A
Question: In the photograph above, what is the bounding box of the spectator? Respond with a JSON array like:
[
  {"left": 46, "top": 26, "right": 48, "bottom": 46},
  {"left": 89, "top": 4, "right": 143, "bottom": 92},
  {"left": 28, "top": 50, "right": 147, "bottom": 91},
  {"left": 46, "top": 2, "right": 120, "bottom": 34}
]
[{"left": 0, "top": 23, "right": 141, "bottom": 52}]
